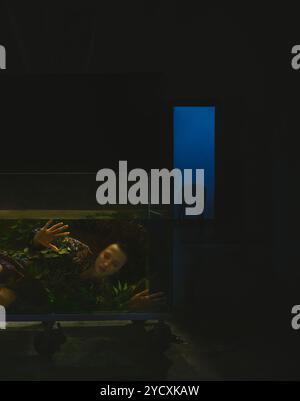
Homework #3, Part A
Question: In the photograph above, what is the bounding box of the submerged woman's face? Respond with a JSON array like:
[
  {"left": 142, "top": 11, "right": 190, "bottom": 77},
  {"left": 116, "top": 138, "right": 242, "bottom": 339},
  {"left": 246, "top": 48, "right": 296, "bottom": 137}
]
[{"left": 94, "top": 243, "right": 127, "bottom": 277}]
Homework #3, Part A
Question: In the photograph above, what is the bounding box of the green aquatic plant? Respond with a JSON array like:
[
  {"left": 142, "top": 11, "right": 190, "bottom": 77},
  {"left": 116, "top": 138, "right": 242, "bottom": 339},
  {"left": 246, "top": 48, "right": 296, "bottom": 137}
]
[
  {"left": 0, "top": 219, "right": 37, "bottom": 247},
  {"left": 111, "top": 280, "right": 136, "bottom": 309}
]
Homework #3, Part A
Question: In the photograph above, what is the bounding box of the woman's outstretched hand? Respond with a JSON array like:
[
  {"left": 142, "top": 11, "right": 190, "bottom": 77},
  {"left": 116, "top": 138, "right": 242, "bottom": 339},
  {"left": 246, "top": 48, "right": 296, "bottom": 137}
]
[
  {"left": 33, "top": 220, "right": 70, "bottom": 253},
  {"left": 128, "top": 289, "right": 165, "bottom": 311}
]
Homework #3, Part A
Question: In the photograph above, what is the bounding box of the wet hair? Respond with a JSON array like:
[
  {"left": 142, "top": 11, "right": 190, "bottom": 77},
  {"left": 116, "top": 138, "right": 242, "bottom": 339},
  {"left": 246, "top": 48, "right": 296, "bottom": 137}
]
[{"left": 115, "top": 242, "right": 128, "bottom": 259}]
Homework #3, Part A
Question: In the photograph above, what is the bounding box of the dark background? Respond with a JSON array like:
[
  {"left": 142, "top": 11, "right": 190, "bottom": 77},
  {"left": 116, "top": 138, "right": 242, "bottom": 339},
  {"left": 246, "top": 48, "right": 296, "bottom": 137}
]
[
  {"left": 0, "top": 1, "right": 300, "bottom": 378},
  {"left": 0, "top": 73, "right": 168, "bottom": 172}
]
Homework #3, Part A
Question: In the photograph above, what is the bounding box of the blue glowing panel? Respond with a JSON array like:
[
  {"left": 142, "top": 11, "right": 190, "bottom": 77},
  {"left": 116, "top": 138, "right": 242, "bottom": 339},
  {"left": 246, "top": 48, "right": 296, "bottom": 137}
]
[{"left": 173, "top": 106, "right": 215, "bottom": 218}]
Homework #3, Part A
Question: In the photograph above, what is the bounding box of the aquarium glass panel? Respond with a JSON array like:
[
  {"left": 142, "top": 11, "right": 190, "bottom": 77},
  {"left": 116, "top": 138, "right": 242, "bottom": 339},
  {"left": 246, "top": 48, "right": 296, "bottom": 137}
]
[{"left": 0, "top": 213, "right": 171, "bottom": 318}]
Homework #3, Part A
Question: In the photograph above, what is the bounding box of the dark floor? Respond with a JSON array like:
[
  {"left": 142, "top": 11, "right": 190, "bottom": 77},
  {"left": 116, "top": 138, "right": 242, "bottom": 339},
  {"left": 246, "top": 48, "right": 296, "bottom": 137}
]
[{"left": 0, "top": 319, "right": 300, "bottom": 381}]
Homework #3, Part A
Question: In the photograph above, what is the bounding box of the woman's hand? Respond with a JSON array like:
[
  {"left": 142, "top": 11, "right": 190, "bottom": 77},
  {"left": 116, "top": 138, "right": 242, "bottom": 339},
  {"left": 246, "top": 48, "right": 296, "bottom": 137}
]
[
  {"left": 0, "top": 287, "right": 16, "bottom": 308},
  {"left": 128, "top": 289, "right": 165, "bottom": 311},
  {"left": 33, "top": 220, "right": 70, "bottom": 253}
]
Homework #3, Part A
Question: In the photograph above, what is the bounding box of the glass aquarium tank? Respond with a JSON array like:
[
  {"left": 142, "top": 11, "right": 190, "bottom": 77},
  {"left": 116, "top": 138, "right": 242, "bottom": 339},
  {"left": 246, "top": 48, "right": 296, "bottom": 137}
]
[{"left": 0, "top": 208, "right": 172, "bottom": 321}]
